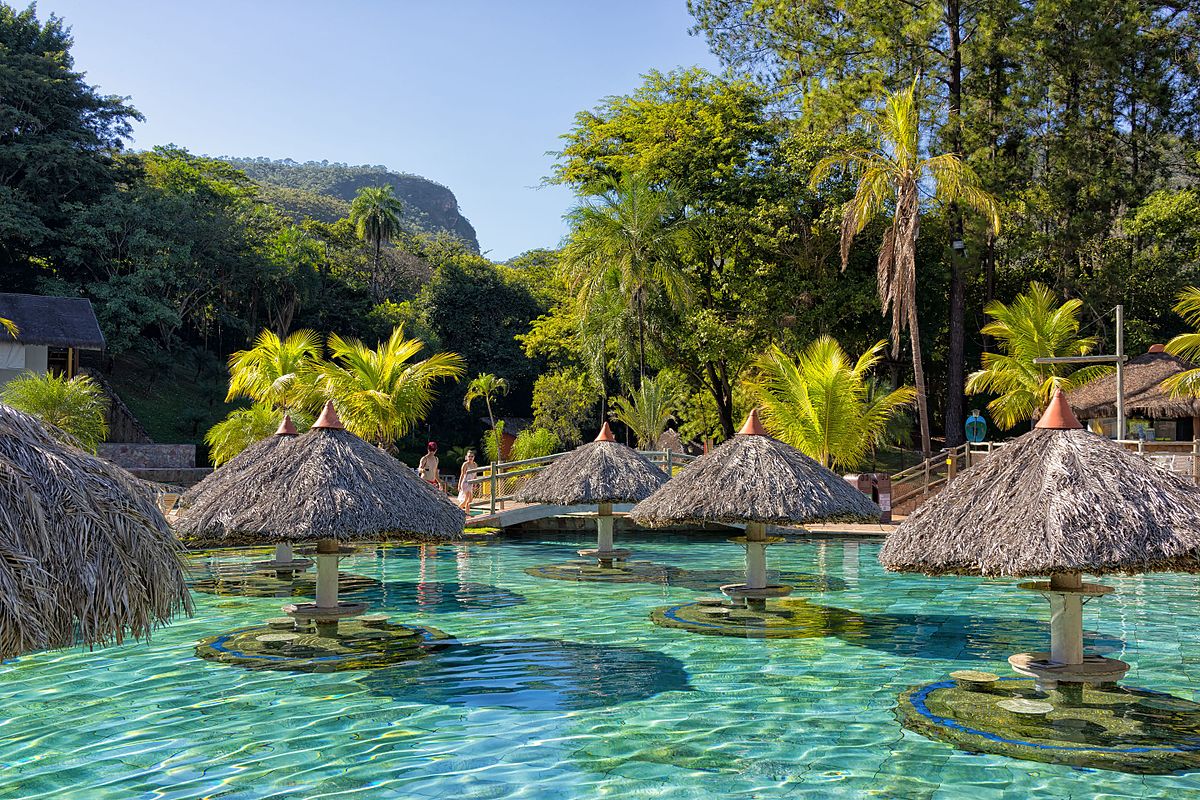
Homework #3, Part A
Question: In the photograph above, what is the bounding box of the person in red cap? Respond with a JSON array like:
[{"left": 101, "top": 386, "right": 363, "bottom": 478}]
[{"left": 417, "top": 441, "right": 441, "bottom": 489}]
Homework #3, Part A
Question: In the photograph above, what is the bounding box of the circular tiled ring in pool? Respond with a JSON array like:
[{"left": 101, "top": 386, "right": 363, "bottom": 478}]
[
  {"left": 195, "top": 619, "right": 452, "bottom": 672},
  {"left": 650, "top": 598, "right": 846, "bottom": 638},
  {"left": 527, "top": 563, "right": 846, "bottom": 593},
  {"left": 187, "top": 569, "right": 381, "bottom": 599},
  {"left": 897, "top": 677, "right": 1200, "bottom": 774}
]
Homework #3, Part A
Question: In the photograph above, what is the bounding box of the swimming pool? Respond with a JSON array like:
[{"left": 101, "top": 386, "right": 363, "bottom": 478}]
[{"left": 2, "top": 532, "right": 1199, "bottom": 798}]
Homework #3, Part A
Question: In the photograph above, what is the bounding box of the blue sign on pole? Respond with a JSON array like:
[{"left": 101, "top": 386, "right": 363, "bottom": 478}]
[{"left": 965, "top": 410, "right": 987, "bottom": 443}]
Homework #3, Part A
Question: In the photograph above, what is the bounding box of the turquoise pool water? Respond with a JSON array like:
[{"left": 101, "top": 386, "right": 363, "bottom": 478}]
[{"left": 3, "top": 532, "right": 1200, "bottom": 798}]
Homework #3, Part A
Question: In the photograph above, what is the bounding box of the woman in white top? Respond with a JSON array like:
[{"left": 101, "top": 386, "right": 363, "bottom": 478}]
[{"left": 457, "top": 450, "right": 478, "bottom": 510}]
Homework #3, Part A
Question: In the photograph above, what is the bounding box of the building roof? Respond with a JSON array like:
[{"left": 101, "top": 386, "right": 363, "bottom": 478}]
[
  {"left": 0, "top": 293, "right": 105, "bottom": 350},
  {"left": 1066, "top": 345, "right": 1200, "bottom": 419}
]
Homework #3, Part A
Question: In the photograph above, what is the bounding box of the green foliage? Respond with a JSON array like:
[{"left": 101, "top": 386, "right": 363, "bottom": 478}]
[
  {"left": 966, "top": 283, "right": 1107, "bottom": 430},
  {"left": 205, "top": 403, "right": 313, "bottom": 466},
  {"left": 1164, "top": 289, "right": 1200, "bottom": 398},
  {"left": 1, "top": 372, "right": 110, "bottom": 451},
  {"left": 483, "top": 420, "right": 504, "bottom": 464},
  {"left": 754, "top": 338, "right": 916, "bottom": 470},
  {"left": 315, "top": 326, "right": 465, "bottom": 447},
  {"left": 226, "top": 329, "right": 322, "bottom": 411},
  {"left": 510, "top": 427, "right": 561, "bottom": 461},
  {"left": 463, "top": 372, "right": 509, "bottom": 447},
  {"left": 531, "top": 370, "right": 600, "bottom": 448},
  {"left": 610, "top": 375, "right": 680, "bottom": 449}
]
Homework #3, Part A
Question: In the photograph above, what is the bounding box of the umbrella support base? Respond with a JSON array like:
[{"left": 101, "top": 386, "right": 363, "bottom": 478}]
[
  {"left": 577, "top": 548, "right": 632, "bottom": 568},
  {"left": 720, "top": 583, "right": 793, "bottom": 611},
  {"left": 1008, "top": 651, "right": 1130, "bottom": 692},
  {"left": 251, "top": 559, "right": 314, "bottom": 575}
]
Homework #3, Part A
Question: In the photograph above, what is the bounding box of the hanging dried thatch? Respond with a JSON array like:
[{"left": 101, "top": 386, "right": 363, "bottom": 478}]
[
  {"left": 181, "top": 415, "right": 297, "bottom": 510},
  {"left": 514, "top": 423, "right": 667, "bottom": 505},
  {"left": 880, "top": 389, "right": 1200, "bottom": 576},
  {"left": 630, "top": 410, "right": 881, "bottom": 527},
  {"left": 0, "top": 402, "right": 191, "bottom": 660},
  {"left": 176, "top": 402, "right": 465, "bottom": 546},
  {"left": 1066, "top": 346, "right": 1200, "bottom": 419}
]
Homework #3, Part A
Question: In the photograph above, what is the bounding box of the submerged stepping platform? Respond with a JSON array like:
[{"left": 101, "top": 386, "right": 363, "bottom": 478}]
[
  {"left": 195, "top": 619, "right": 453, "bottom": 672},
  {"left": 187, "top": 569, "right": 381, "bottom": 599},
  {"left": 897, "top": 677, "right": 1200, "bottom": 774},
  {"left": 526, "top": 562, "right": 844, "bottom": 593},
  {"left": 650, "top": 598, "right": 846, "bottom": 638}
]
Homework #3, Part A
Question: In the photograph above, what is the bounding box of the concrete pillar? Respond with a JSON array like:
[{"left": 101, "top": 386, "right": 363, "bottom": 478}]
[
  {"left": 276, "top": 542, "right": 293, "bottom": 563},
  {"left": 1048, "top": 572, "right": 1084, "bottom": 665},
  {"left": 597, "top": 514, "right": 614, "bottom": 551},
  {"left": 745, "top": 521, "right": 767, "bottom": 590},
  {"left": 315, "top": 539, "right": 340, "bottom": 609}
]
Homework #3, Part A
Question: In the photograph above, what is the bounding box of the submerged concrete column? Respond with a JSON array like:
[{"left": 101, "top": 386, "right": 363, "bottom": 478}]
[
  {"left": 597, "top": 503, "right": 614, "bottom": 551},
  {"left": 1048, "top": 572, "right": 1084, "bottom": 665},
  {"left": 276, "top": 542, "right": 293, "bottom": 563},
  {"left": 315, "top": 538, "right": 340, "bottom": 609},
  {"left": 745, "top": 521, "right": 768, "bottom": 590}
]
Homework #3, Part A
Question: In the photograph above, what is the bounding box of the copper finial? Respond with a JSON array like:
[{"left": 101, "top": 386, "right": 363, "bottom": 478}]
[
  {"left": 1035, "top": 388, "right": 1083, "bottom": 430},
  {"left": 1148, "top": 343, "right": 1166, "bottom": 353},
  {"left": 595, "top": 422, "right": 616, "bottom": 442},
  {"left": 312, "top": 401, "right": 345, "bottom": 430},
  {"left": 275, "top": 414, "right": 298, "bottom": 436},
  {"left": 738, "top": 408, "right": 767, "bottom": 436}
]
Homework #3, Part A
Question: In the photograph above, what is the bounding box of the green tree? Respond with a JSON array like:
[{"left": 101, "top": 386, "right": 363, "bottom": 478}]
[
  {"left": 610, "top": 375, "right": 679, "bottom": 449},
  {"left": 349, "top": 185, "right": 404, "bottom": 298},
  {"left": 205, "top": 403, "right": 313, "bottom": 466},
  {"left": 316, "top": 326, "right": 465, "bottom": 448},
  {"left": 810, "top": 82, "right": 999, "bottom": 456},
  {"left": 531, "top": 369, "right": 600, "bottom": 448},
  {"left": 1, "top": 372, "right": 109, "bottom": 451},
  {"left": 510, "top": 427, "right": 561, "bottom": 461},
  {"left": 966, "top": 283, "right": 1105, "bottom": 430},
  {"left": 463, "top": 372, "right": 509, "bottom": 457},
  {"left": 754, "top": 338, "right": 916, "bottom": 470},
  {"left": 1163, "top": 289, "right": 1200, "bottom": 399},
  {"left": 564, "top": 174, "right": 690, "bottom": 385},
  {"left": 226, "top": 329, "right": 322, "bottom": 412}
]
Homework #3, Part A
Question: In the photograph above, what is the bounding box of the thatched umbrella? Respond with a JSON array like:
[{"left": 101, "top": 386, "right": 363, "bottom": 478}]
[
  {"left": 176, "top": 401, "right": 464, "bottom": 633},
  {"left": 0, "top": 402, "right": 190, "bottom": 659},
  {"left": 514, "top": 422, "right": 667, "bottom": 566},
  {"left": 181, "top": 415, "right": 311, "bottom": 572},
  {"left": 1067, "top": 345, "right": 1200, "bottom": 422},
  {"left": 632, "top": 410, "right": 881, "bottom": 608},
  {"left": 880, "top": 388, "right": 1200, "bottom": 689}
]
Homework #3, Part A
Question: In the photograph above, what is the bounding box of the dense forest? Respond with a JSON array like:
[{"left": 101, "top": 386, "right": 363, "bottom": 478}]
[{"left": 3, "top": 2, "right": 1200, "bottom": 470}]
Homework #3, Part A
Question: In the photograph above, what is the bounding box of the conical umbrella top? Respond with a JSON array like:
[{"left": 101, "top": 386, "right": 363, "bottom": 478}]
[
  {"left": 514, "top": 424, "right": 668, "bottom": 505},
  {"left": 630, "top": 410, "right": 881, "bottom": 527},
  {"left": 182, "top": 413, "right": 299, "bottom": 508},
  {"left": 275, "top": 414, "right": 298, "bottom": 436},
  {"left": 880, "top": 389, "right": 1200, "bottom": 576}
]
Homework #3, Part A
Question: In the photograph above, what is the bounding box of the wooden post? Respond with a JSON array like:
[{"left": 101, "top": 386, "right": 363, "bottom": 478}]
[
  {"left": 489, "top": 466, "right": 497, "bottom": 516},
  {"left": 665, "top": 449, "right": 673, "bottom": 476},
  {"left": 923, "top": 458, "right": 931, "bottom": 496}
]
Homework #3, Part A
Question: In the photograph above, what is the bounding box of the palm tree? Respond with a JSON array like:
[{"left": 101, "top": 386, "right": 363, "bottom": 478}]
[
  {"left": 510, "top": 427, "right": 561, "bottom": 461},
  {"left": 349, "top": 185, "right": 405, "bottom": 298},
  {"left": 226, "top": 329, "right": 322, "bottom": 412},
  {"left": 205, "top": 403, "right": 313, "bottom": 466},
  {"left": 1, "top": 372, "right": 109, "bottom": 451},
  {"left": 966, "top": 282, "right": 1106, "bottom": 430},
  {"left": 810, "top": 81, "right": 1000, "bottom": 457},
  {"left": 1164, "top": 288, "right": 1200, "bottom": 398},
  {"left": 463, "top": 372, "right": 509, "bottom": 448},
  {"left": 1, "top": 317, "right": 16, "bottom": 338},
  {"left": 754, "top": 337, "right": 916, "bottom": 470},
  {"left": 610, "top": 374, "right": 678, "bottom": 448},
  {"left": 315, "top": 326, "right": 465, "bottom": 448},
  {"left": 565, "top": 173, "right": 690, "bottom": 386}
]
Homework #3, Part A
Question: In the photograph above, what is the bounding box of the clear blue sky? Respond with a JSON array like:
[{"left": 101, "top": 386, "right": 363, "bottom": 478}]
[{"left": 40, "top": 1, "right": 720, "bottom": 260}]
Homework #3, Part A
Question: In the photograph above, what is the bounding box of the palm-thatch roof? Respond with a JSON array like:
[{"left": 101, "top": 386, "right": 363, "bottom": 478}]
[
  {"left": 175, "top": 402, "right": 465, "bottom": 546},
  {"left": 630, "top": 410, "right": 881, "bottom": 527},
  {"left": 1066, "top": 346, "right": 1200, "bottom": 419},
  {"left": 0, "top": 402, "right": 190, "bottom": 659},
  {"left": 514, "top": 423, "right": 667, "bottom": 505},
  {"left": 181, "top": 415, "right": 297, "bottom": 510},
  {"left": 0, "top": 292, "right": 105, "bottom": 349},
  {"left": 880, "top": 388, "right": 1200, "bottom": 577}
]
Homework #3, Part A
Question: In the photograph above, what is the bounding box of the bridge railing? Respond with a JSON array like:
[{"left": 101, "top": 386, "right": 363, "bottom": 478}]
[{"left": 467, "top": 449, "right": 697, "bottom": 516}]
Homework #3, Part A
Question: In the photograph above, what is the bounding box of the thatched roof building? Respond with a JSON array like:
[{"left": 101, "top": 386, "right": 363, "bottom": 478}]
[
  {"left": 176, "top": 402, "right": 465, "bottom": 546},
  {"left": 631, "top": 410, "right": 880, "bottom": 527},
  {"left": 514, "top": 423, "right": 667, "bottom": 505},
  {"left": 182, "top": 415, "right": 298, "bottom": 510},
  {"left": 1066, "top": 345, "right": 1200, "bottom": 422},
  {"left": 0, "top": 402, "right": 190, "bottom": 659},
  {"left": 880, "top": 388, "right": 1200, "bottom": 576}
]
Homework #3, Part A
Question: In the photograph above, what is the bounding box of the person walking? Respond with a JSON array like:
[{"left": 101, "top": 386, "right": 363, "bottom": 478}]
[
  {"left": 418, "top": 442, "right": 441, "bottom": 489},
  {"left": 457, "top": 450, "right": 478, "bottom": 510}
]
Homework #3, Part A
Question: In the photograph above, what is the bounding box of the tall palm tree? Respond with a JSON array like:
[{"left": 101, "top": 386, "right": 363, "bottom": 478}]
[
  {"left": 1, "top": 372, "right": 109, "bottom": 451},
  {"left": 205, "top": 403, "right": 313, "bottom": 466},
  {"left": 315, "top": 326, "right": 465, "bottom": 448},
  {"left": 610, "top": 374, "right": 678, "bottom": 448},
  {"left": 463, "top": 372, "right": 509, "bottom": 449},
  {"left": 565, "top": 173, "right": 690, "bottom": 386},
  {"left": 755, "top": 337, "right": 916, "bottom": 470},
  {"left": 1164, "top": 288, "right": 1200, "bottom": 398},
  {"left": 349, "top": 185, "right": 405, "bottom": 298},
  {"left": 810, "top": 82, "right": 1000, "bottom": 457},
  {"left": 226, "top": 329, "right": 322, "bottom": 412},
  {"left": 966, "top": 282, "right": 1106, "bottom": 430}
]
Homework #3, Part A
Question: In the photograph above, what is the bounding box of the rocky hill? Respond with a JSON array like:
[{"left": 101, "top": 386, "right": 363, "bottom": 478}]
[{"left": 225, "top": 157, "right": 480, "bottom": 252}]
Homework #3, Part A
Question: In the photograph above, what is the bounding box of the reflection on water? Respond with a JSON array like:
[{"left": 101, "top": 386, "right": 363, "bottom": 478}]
[
  {"left": 355, "top": 581, "right": 526, "bottom": 613},
  {"left": 362, "top": 638, "right": 692, "bottom": 711}
]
